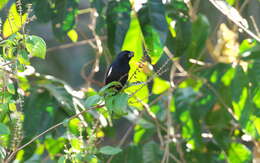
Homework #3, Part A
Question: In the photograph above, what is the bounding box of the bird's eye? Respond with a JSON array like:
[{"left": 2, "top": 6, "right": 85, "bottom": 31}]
[{"left": 128, "top": 52, "right": 134, "bottom": 58}]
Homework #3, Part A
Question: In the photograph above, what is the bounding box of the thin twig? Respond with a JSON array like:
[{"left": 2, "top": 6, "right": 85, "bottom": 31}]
[
  {"left": 4, "top": 105, "right": 104, "bottom": 163},
  {"left": 47, "top": 37, "right": 106, "bottom": 52}
]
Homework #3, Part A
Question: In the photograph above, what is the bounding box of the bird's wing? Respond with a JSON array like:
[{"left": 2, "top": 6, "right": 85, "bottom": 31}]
[{"left": 105, "top": 65, "right": 115, "bottom": 84}]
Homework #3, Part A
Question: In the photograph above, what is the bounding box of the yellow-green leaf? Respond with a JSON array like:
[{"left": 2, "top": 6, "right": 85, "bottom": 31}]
[
  {"left": 0, "top": 0, "right": 9, "bottom": 11},
  {"left": 152, "top": 77, "right": 170, "bottom": 94},
  {"left": 122, "top": 13, "right": 149, "bottom": 109},
  {"left": 67, "top": 29, "right": 78, "bottom": 42},
  {"left": 3, "top": 3, "right": 27, "bottom": 38}
]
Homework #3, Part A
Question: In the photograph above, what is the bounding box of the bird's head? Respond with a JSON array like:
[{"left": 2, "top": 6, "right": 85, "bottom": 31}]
[{"left": 116, "top": 50, "right": 134, "bottom": 63}]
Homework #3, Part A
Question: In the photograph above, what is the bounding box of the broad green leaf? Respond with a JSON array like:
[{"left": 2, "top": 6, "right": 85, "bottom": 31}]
[
  {"left": 0, "top": 123, "right": 10, "bottom": 135},
  {"left": 23, "top": 91, "right": 60, "bottom": 137},
  {"left": 184, "top": 14, "right": 210, "bottom": 67},
  {"left": 253, "top": 89, "right": 260, "bottom": 108},
  {"left": 99, "top": 146, "right": 122, "bottom": 155},
  {"left": 68, "top": 118, "right": 81, "bottom": 135},
  {"left": 34, "top": 0, "right": 53, "bottom": 23},
  {"left": 221, "top": 68, "right": 235, "bottom": 86},
  {"left": 86, "top": 155, "right": 99, "bottom": 163},
  {"left": 227, "top": 143, "right": 251, "bottom": 163},
  {"left": 99, "top": 81, "right": 122, "bottom": 96},
  {"left": 137, "top": 0, "right": 168, "bottom": 64},
  {"left": 134, "top": 125, "right": 146, "bottom": 144},
  {"left": 0, "top": 0, "right": 8, "bottom": 10},
  {"left": 232, "top": 87, "right": 248, "bottom": 120},
  {"left": 17, "top": 49, "right": 30, "bottom": 65},
  {"left": 7, "top": 83, "right": 15, "bottom": 95},
  {"left": 85, "top": 94, "right": 102, "bottom": 108},
  {"left": 112, "top": 145, "right": 143, "bottom": 163},
  {"left": 52, "top": 0, "right": 79, "bottom": 40},
  {"left": 105, "top": 92, "right": 128, "bottom": 116},
  {"left": 226, "top": 0, "right": 235, "bottom": 5},
  {"left": 180, "top": 110, "right": 195, "bottom": 149},
  {"left": 67, "top": 29, "right": 78, "bottom": 42},
  {"left": 152, "top": 77, "right": 170, "bottom": 94},
  {"left": 107, "top": 0, "right": 131, "bottom": 55},
  {"left": 40, "top": 84, "right": 75, "bottom": 115},
  {"left": 45, "top": 137, "right": 66, "bottom": 157},
  {"left": 240, "top": 41, "right": 260, "bottom": 60},
  {"left": 231, "top": 66, "right": 248, "bottom": 102},
  {"left": 165, "top": 1, "right": 191, "bottom": 57},
  {"left": 114, "top": 92, "right": 128, "bottom": 112},
  {"left": 122, "top": 13, "right": 149, "bottom": 109},
  {"left": 25, "top": 35, "right": 46, "bottom": 59},
  {"left": 248, "top": 59, "right": 260, "bottom": 87},
  {"left": 58, "top": 156, "right": 66, "bottom": 163},
  {"left": 142, "top": 141, "right": 162, "bottom": 163},
  {"left": 3, "top": 3, "right": 27, "bottom": 38}
]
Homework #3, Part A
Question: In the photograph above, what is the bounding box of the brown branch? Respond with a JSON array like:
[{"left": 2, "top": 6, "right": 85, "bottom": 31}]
[{"left": 47, "top": 37, "right": 106, "bottom": 52}]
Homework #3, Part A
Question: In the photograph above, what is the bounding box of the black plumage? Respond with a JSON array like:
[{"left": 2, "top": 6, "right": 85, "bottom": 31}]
[{"left": 105, "top": 50, "right": 134, "bottom": 90}]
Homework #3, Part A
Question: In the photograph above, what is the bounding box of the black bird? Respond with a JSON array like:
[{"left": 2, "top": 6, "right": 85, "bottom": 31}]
[{"left": 105, "top": 50, "right": 134, "bottom": 90}]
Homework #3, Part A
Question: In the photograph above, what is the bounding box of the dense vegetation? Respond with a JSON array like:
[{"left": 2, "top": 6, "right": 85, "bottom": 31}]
[{"left": 0, "top": 0, "right": 260, "bottom": 162}]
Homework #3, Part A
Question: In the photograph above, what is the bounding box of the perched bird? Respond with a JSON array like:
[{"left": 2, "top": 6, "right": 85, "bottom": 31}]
[{"left": 105, "top": 50, "right": 134, "bottom": 90}]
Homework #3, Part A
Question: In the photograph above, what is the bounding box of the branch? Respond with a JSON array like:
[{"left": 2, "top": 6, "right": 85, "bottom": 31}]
[{"left": 4, "top": 104, "right": 104, "bottom": 163}]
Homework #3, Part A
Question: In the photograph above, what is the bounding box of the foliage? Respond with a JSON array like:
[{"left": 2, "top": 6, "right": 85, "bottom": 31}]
[{"left": 0, "top": 0, "right": 260, "bottom": 163}]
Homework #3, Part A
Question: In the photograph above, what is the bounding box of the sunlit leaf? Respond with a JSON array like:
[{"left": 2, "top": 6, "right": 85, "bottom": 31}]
[
  {"left": 122, "top": 13, "right": 149, "bottom": 109},
  {"left": 0, "top": 0, "right": 8, "bottom": 11},
  {"left": 152, "top": 77, "right": 170, "bottom": 94},
  {"left": 45, "top": 137, "right": 66, "bottom": 157},
  {"left": 3, "top": 3, "right": 27, "bottom": 38},
  {"left": 227, "top": 143, "right": 251, "bottom": 163},
  {"left": 67, "top": 29, "right": 78, "bottom": 42},
  {"left": 99, "top": 146, "right": 122, "bottom": 155},
  {"left": 25, "top": 35, "right": 46, "bottom": 59}
]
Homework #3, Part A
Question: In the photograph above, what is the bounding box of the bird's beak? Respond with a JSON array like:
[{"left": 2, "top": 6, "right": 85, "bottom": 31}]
[{"left": 128, "top": 51, "right": 134, "bottom": 58}]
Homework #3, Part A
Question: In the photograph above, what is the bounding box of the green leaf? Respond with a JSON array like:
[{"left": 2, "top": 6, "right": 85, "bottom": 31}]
[
  {"left": 184, "top": 14, "right": 210, "bottom": 67},
  {"left": 164, "top": 1, "right": 191, "bottom": 57},
  {"left": 226, "top": 0, "right": 236, "bottom": 5},
  {"left": 58, "top": 156, "right": 66, "bottom": 163},
  {"left": 7, "top": 83, "right": 15, "bottom": 95},
  {"left": 105, "top": 92, "right": 129, "bottom": 116},
  {"left": 3, "top": 3, "right": 27, "bottom": 38},
  {"left": 112, "top": 145, "right": 143, "bottom": 163},
  {"left": 107, "top": 0, "right": 131, "bottom": 55},
  {"left": 137, "top": 0, "right": 168, "bottom": 64},
  {"left": 52, "top": 0, "right": 79, "bottom": 40},
  {"left": 227, "top": 143, "right": 251, "bottom": 163},
  {"left": 25, "top": 35, "right": 46, "bottom": 59},
  {"left": 142, "top": 141, "right": 162, "bottom": 163},
  {"left": 99, "top": 146, "right": 122, "bottom": 155},
  {"left": 40, "top": 83, "right": 75, "bottom": 115},
  {"left": 45, "top": 137, "right": 66, "bottom": 157},
  {"left": 67, "top": 29, "right": 78, "bottom": 42},
  {"left": 152, "top": 77, "right": 170, "bottom": 94},
  {"left": 122, "top": 13, "right": 149, "bottom": 109},
  {"left": 17, "top": 49, "right": 30, "bottom": 65},
  {"left": 0, "top": 123, "right": 10, "bottom": 135},
  {"left": 34, "top": 0, "right": 53, "bottom": 23},
  {"left": 99, "top": 81, "right": 122, "bottom": 96},
  {"left": 85, "top": 94, "right": 102, "bottom": 108},
  {"left": 0, "top": 0, "right": 8, "bottom": 10},
  {"left": 68, "top": 118, "right": 80, "bottom": 135}
]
